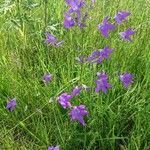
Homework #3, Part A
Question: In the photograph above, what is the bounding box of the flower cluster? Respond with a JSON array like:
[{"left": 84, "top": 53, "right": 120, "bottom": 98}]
[
  {"left": 88, "top": 46, "right": 113, "bottom": 64},
  {"left": 57, "top": 85, "right": 89, "bottom": 126},
  {"left": 5, "top": 2, "right": 137, "bottom": 149},
  {"left": 64, "top": 0, "right": 88, "bottom": 29},
  {"left": 98, "top": 11, "right": 135, "bottom": 42}
]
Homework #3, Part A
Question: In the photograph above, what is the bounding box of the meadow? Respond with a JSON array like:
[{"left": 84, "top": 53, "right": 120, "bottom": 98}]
[{"left": 0, "top": 0, "right": 150, "bottom": 149}]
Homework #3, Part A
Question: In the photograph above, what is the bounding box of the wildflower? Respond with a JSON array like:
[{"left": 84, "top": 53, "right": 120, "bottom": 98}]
[
  {"left": 65, "top": 0, "right": 85, "bottom": 11},
  {"left": 115, "top": 11, "right": 130, "bottom": 24},
  {"left": 98, "top": 17, "right": 116, "bottom": 38},
  {"left": 97, "top": 72, "right": 108, "bottom": 80},
  {"left": 88, "top": 50, "right": 100, "bottom": 62},
  {"left": 71, "top": 86, "right": 82, "bottom": 97},
  {"left": 6, "top": 98, "right": 17, "bottom": 111},
  {"left": 120, "top": 28, "right": 135, "bottom": 42},
  {"left": 64, "top": 13, "right": 76, "bottom": 28},
  {"left": 69, "top": 105, "right": 88, "bottom": 126},
  {"left": 99, "top": 46, "right": 113, "bottom": 60},
  {"left": 64, "top": 1, "right": 88, "bottom": 29},
  {"left": 45, "top": 32, "right": 64, "bottom": 46},
  {"left": 58, "top": 93, "right": 72, "bottom": 109},
  {"left": 119, "top": 73, "right": 134, "bottom": 88},
  {"left": 95, "top": 73, "right": 112, "bottom": 93},
  {"left": 48, "top": 146, "right": 59, "bottom": 150},
  {"left": 43, "top": 73, "right": 52, "bottom": 83},
  {"left": 88, "top": 46, "right": 113, "bottom": 63},
  {"left": 45, "top": 32, "right": 58, "bottom": 45}
]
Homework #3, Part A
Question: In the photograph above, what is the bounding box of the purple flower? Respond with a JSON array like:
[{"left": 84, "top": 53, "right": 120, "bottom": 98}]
[
  {"left": 65, "top": 0, "right": 85, "bottom": 11},
  {"left": 95, "top": 73, "right": 112, "bottom": 93},
  {"left": 120, "top": 28, "right": 135, "bottom": 42},
  {"left": 6, "top": 98, "right": 17, "bottom": 111},
  {"left": 97, "top": 72, "right": 108, "bottom": 80},
  {"left": 119, "top": 73, "right": 134, "bottom": 88},
  {"left": 115, "top": 11, "right": 130, "bottom": 24},
  {"left": 71, "top": 86, "right": 82, "bottom": 97},
  {"left": 45, "top": 32, "right": 58, "bottom": 45},
  {"left": 64, "top": 13, "right": 75, "bottom": 28},
  {"left": 88, "top": 46, "right": 113, "bottom": 63},
  {"left": 69, "top": 105, "right": 88, "bottom": 126},
  {"left": 98, "top": 17, "right": 116, "bottom": 38},
  {"left": 48, "top": 146, "right": 59, "bottom": 150},
  {"left": 88, "top": 50, "right": 100, "bottom": 62},
  {"left": 99, "top": 46, "right": 113, "bottom": 60},
  {"left": 45, "top": 32, "right": 64, "bottom": 46},
  {"left": 43, "top": 73, "right": 52, "bottom": 83},
  {"left": 58, "top": 93, "right": 72, "bottom": 109}
]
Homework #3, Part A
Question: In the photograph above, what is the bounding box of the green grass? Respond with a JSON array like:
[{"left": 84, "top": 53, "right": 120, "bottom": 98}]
[{"left": 0, "top": 0, "right": 150, "bottom": 149}]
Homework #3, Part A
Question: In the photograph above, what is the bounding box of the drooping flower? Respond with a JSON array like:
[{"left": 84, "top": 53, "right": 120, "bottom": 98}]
[
  {"left": 6, "top": 98, "right": 17, "bottom": 111},
  {"left": 58, "top": 93, "right": 72, "bottom": 109},
  {"left": 69, "top": 105, "right": 88, "bottom": 126},
  {"left": 64, "top": 13, "right": 76, "bottom": 28},
  {"left": 65, "top": 0, "right": 85, "bottom": 11},
  {"left": 71, "top": 86, "right": 82, "bottom": 97},
  {"left": 99, "top": 46, "right": 113, "bottom": 60},
  {"left": 64, "top": 1, "right": 88, "bottom": 29},
  {"left": 88, "top": 46, "right": 113, "bottom": 63},
  {"left": 48, "top": 146, "right": 59, "bottom": 150},
  {"left": 95, "top": 72, "right": 112, "bottom": 93},
  {"left": 120, "top": 28, "right": 135, "bottom": 42},
  {"left": 98, "top": 17, "right": 116, "bottom": 38},
  {"left": 97, "top": 72, "right": 108, "bottom": 80},
  {"left": 87, "top": 50, "right": 100, "bottom": 62},
  {"left": 45, "top": 32, "right": 58, "bottom": 45},
  {"left": 115, "top": 11, "right": 130, "bottom": 24},
  {"left": 45, "top": 32, "right": 64, "bottom": 46},
  {"left": 43, "top": 73, "right": 52, "bottom": 83},
  {"left": 119, "top": 73, "right": 134, "bottom": 88}
]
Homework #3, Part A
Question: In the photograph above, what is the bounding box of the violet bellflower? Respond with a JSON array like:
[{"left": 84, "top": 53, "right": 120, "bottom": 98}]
[
  {"left": 45, "top": 32, "right": 64, "bottom": 46},
  {"left": 120, "top": 28, "right": 135, "bottom": 42},
  {"left": 99, "top": 46, "right": 113, "bottom": 60},
  {"left": 64, "top": 0, "right": 88, "bottom": 29},
  {"left": 98, "top": 17, "right": 116, "bottom": 38},
  {"left": 115, "top": 11, "right": 130, "bottom": 24},
  {"left": 64, "top": 13, "right": 76, "bottom": 28},
  {"left": 6, "top": 98, "right": 17, "bottom": 111},
  {"left": 69, "top": 105, "right": 88, "bottom": 126},
  {"left": 48, "top": 146, "right": 59, "bottom": 150},
  {"left": 95, "top": 72, "right": 112, "bottom": 93},
  {"left": 97, "top": 72, "right": 108, "bottom": 80},
  {"left": 58, "top": 93, "right": 72, "bottom": 109},
  {"left": 88, "top": 46, "right": 113, "bottom": 63},
  {"left": 71, "top": 86, "right": 82, "bottom": 97},
  {"left": 43, "top": 73, "right": 52, "bottom": 83},
  {"left": 65, "top": 0, "right": 85, "bottom": 11},
  {"left": 119, "top": 73, "right": 134, "bottom": 88}
]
